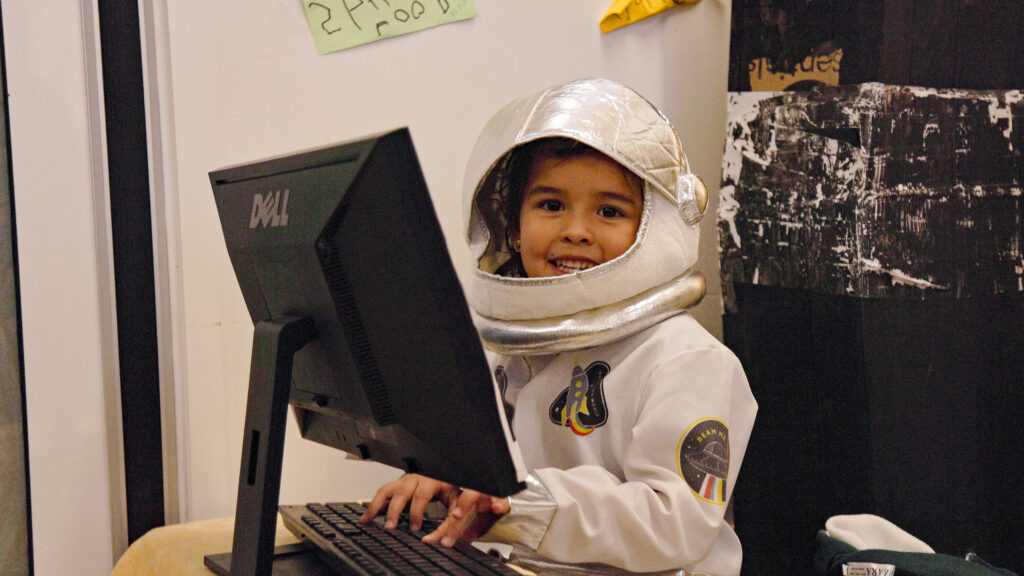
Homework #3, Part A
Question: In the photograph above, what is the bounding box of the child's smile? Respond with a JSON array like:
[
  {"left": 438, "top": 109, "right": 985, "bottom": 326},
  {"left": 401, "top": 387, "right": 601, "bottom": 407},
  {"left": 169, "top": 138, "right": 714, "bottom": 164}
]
[
  {"left": 512, "top": 151, "right": 643, "bottom": 278},
  {"left": 550, "top": 258, "right": 596, "bottom": 274}
]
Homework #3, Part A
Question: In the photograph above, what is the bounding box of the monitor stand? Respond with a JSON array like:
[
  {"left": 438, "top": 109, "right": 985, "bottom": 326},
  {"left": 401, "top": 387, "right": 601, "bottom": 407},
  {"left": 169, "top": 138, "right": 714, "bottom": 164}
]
[{"left": 204, "top": 317, "right": 315, "bottom": 576}]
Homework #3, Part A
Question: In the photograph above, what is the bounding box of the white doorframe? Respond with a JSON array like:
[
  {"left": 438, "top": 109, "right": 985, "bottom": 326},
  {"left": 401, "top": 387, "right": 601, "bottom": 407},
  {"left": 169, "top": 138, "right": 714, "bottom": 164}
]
[
  {"left": 4, "top": 0, "right": 186, "bottom": 569},
  {"left": 5, "top": 0, "right": 125, "bottom": 570},
  {"left": 139, "top": 0, "right": 186, "bottom": 527}
]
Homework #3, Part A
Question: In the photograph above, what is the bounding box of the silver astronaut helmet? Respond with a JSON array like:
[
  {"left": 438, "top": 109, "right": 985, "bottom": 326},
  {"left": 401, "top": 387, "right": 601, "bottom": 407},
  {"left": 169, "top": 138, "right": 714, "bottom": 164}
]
[{"left": 464, "top": 78, "right": 708, "bottom": 355}]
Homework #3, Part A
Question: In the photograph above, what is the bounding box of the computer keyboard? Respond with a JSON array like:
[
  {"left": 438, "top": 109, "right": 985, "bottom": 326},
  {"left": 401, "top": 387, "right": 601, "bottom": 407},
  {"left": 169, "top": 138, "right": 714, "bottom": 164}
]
[{"left": 280, "top": 502, "right": 523, "bottom": 576}]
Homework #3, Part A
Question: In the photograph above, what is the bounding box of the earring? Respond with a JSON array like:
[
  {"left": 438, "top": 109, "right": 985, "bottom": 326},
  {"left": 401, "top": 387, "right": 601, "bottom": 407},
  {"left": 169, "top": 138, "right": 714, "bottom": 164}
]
[{"left": 512, "top": 239, "right": 521, "bottom": 252}]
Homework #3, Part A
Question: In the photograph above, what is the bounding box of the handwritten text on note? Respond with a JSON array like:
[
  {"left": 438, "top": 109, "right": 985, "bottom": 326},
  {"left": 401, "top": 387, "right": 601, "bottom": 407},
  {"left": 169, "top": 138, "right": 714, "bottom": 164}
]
[{"left": 302, "top": 0, "right": 476, "bottom": 54}]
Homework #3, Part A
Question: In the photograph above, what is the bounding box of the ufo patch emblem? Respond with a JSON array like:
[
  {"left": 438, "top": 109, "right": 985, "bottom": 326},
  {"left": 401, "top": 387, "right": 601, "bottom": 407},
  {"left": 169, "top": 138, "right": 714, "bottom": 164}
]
[{"left": 677, "top": 418, "right": 730, "bottom": 504}]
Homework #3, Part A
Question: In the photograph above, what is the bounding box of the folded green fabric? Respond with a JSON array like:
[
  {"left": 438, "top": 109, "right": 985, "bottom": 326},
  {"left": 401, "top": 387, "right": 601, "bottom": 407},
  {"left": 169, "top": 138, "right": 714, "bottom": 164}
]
[{"left": 814, "top": 532, "right": 1017, "bottom": 576}]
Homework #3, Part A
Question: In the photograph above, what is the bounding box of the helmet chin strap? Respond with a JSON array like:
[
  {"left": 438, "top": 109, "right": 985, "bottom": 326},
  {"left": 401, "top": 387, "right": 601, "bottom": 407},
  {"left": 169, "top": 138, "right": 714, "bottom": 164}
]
[{"left": 474, "top": 271, "right": 707, "bottom": 356}]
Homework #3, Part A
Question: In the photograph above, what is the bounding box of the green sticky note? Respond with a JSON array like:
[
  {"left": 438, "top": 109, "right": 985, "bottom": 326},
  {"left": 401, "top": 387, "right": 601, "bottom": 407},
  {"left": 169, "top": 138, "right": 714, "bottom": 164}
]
[{"left": 302, "top": 0, "right": 476, "bottom": 54}]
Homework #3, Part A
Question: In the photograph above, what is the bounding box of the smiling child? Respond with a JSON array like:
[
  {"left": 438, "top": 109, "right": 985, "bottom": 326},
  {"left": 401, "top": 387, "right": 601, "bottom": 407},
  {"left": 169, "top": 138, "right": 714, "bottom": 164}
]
[{"left": 361, "top": 78, "right": 757, "bottom": 576}]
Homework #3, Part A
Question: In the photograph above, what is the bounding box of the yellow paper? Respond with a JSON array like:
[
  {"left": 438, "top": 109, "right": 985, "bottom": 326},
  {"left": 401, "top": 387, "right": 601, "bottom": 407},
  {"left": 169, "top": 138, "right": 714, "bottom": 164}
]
[
  {"left": 302, "top": 0, "right": 476, "bottom": 54},
  {"left": 600, "top": 0, "right": 701, "bottom": 33}
]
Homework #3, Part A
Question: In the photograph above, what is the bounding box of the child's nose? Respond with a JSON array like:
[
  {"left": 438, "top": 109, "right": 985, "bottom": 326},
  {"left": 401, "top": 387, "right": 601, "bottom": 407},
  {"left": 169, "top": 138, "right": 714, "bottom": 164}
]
[{"left": 561, "top": 213, "right": 594, "bottom": 244}]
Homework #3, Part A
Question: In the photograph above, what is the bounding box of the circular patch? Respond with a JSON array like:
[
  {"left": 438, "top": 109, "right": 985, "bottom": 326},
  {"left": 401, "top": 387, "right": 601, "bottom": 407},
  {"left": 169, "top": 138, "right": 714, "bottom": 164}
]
[{"left": 677, "top": 418, "right": 730, "bottom": 504}]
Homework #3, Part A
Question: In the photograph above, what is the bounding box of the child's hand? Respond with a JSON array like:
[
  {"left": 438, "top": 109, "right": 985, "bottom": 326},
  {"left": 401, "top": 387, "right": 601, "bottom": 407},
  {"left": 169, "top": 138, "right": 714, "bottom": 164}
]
[
  {"left": 359, "top": 474, "right": 510, "bottom": 547},
  {"left": 359, "top": 473, "right": 461, "bottom": 532},
  {"left": 422, "top": 489, "right": 510, "bottom": 547}
]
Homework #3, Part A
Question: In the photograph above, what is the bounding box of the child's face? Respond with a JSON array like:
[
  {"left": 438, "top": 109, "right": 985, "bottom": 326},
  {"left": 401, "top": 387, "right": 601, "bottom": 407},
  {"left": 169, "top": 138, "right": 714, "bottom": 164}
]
[{"left": 512, "top": 151, "right": 643, "bottom": 278}]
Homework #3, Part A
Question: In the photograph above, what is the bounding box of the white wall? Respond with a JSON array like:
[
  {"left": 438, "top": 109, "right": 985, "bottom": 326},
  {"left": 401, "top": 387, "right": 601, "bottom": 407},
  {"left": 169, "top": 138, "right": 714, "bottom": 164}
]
[{"left": 163, "top": 0, "right": 734, "bottom": 522}]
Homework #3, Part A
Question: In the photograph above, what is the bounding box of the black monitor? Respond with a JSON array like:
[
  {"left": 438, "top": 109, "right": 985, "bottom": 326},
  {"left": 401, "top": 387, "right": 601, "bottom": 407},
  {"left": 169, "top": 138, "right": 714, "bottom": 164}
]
[{"left": 209, "top": 128, "right": 525, "bottom": 576}]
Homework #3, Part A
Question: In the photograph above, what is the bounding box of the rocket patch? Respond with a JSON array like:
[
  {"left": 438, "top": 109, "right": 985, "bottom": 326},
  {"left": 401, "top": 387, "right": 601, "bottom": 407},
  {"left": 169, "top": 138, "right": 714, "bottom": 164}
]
[
  {"left": 677, "top": 418, "right": 730, "bottom": 505},
  {"left": 548, "top": 361, "right": 609, "bottom": 435},
  {"left": 494, "top": 365, "right": 515, "bottom": 423}
]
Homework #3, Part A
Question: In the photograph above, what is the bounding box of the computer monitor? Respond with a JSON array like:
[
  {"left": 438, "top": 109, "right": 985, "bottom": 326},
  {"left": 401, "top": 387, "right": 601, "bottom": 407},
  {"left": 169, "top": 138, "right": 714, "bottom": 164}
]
[{"left": 209, "top": 128, "right": 525, "bottom": 576}]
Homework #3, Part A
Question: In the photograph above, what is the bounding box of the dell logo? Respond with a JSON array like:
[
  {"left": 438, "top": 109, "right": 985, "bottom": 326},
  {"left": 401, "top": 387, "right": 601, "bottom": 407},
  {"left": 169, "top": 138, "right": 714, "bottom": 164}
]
[{"left": 250, "top": 190, "right": 290, "bottom": 228}]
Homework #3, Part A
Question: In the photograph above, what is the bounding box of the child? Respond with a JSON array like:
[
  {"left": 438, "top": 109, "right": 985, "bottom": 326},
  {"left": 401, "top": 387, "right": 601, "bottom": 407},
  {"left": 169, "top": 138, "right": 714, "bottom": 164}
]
[{"left": 361, "top": 78, "right": 757, "bottom": 576}]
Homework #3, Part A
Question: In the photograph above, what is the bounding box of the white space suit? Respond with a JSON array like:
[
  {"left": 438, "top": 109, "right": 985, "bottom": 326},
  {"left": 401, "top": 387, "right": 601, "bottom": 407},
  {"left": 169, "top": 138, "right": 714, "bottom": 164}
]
[{"left": 464, "top": 79, "right": 757, "bottom": 576}]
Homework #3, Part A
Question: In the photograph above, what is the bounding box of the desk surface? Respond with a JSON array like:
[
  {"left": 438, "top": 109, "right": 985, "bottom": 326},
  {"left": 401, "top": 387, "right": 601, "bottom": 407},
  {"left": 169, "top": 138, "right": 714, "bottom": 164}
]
[{"left": 111, "top": 516, "right": 300, "bottom": 576}]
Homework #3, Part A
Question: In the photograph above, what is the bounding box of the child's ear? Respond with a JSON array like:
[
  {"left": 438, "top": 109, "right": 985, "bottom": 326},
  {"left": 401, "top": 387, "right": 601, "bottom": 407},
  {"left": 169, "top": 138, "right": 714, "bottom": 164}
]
[{"left": 508, "top": 228, "right": 521, "bottom": 252}]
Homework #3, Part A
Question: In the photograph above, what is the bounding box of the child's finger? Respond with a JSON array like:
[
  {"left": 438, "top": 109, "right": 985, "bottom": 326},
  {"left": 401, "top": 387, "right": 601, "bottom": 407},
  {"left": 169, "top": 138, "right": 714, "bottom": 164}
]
[
  {"left": 406, "top": 482, "right": 438, "bottom": 531},
  {"left": 451, "top": 489, "right": 484, "bottom": 519},
  {"left": 360, "top": 484, "right": 398, "bottom": 523},
  {"left": 490, "top": 497, "right": 511, "bottom": 515},
  {"left": 421, "top": 516, "right": 451, "bottom": 543},
  {"left": 384, "top": 480, "right": 418, "bottom": 528},
  {"left": 379, "top": 474, "right": 421, "bottom": 528}
]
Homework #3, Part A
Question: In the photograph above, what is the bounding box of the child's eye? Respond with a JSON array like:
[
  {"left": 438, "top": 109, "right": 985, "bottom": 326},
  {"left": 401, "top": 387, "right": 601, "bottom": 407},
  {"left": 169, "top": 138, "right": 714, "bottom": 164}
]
[
  {"left": 598, "top": 206, "right": 624, "bottom": 218},
  {"left": 539, "top": 199, "right": 563, "bottom": 211}
]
